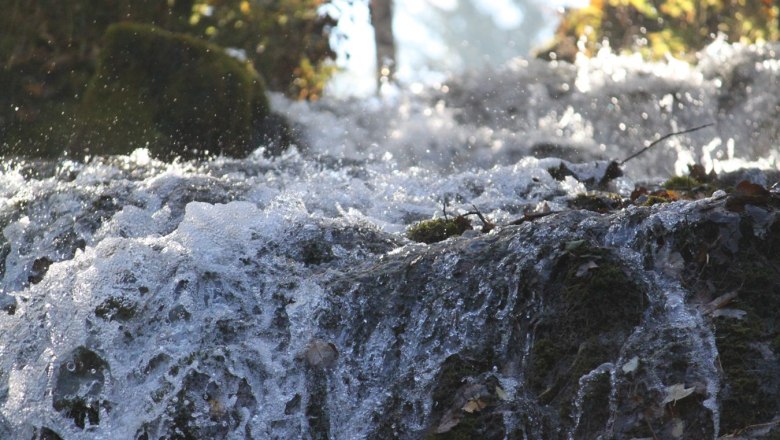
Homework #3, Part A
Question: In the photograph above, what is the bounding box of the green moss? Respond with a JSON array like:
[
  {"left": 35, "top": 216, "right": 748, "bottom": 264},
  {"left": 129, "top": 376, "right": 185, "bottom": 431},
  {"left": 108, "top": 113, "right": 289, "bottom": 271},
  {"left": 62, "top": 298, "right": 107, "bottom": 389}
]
[
  {"left": 527, "top": 243, "right": 645, "bottom": 429},
  {"left": 531, "top": 338, "right": 559, "bottom": 377},
  {"left": 569, "top": 192, "right": 624, "bottom": 213},
  {"left": 73, "top": 23, "right": 269, "bottom": 159},
  {"left": 663, "top": 175, "right": 701, "bottom": 190},
  {"left": 407, "top": 216, "right": 472, "bottom": 244},
  {"left": 641, "top": 194, "right": 673, "bottom": 206},
  {"left": 716, "top": 316, "right": 775, "bottom": 433},
  {"left": 673, "top": 215, "right": 780, "bottom": 433},
  {"left": 424, "top": 353, "right": 505, "bottom": 440}
]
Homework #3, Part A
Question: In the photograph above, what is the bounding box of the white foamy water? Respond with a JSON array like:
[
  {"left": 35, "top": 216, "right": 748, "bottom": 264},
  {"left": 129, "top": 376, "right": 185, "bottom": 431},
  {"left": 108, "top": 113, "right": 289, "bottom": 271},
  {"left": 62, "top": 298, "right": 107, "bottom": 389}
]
[{"left": 0, "top": 41, "right": 778, "bottom": 438}]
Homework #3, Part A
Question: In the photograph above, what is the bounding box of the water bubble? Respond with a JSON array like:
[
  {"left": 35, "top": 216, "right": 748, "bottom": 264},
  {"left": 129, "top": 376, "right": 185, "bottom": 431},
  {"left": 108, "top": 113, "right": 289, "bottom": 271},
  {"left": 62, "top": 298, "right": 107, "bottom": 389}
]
[{"left": 66, "top": 361, "right": 76, "bottom": 372}]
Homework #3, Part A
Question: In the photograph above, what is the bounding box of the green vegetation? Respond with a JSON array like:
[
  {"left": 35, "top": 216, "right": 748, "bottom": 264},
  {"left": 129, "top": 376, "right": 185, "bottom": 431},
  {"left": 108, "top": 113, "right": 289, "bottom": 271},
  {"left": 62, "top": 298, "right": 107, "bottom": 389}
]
[
  {"left": 663, "top": 175, "right": 701, "bottom": 190},
  {"left": 74, "top": 23, "right": 267, "bottom": 159},
  {"left": 527, "top": 243, "right": 645, "bottom": 428},
  {"left": 674, "top": 213, "right": 780, "bottom": 434},
  {"left": 407, "top": 216, "right": 473, "bottom": 244},
  {"left": 539, "top": 0, "right": 780, "bottom": 62},
  {"left": 1, "top": 0, "right": 333, "bottom": 157},
  {"left": 568, "top": 192, "right": 625, "bottom": 213},
  {"left": 425, "top": 353, "right": 504, "bottom": 440}
]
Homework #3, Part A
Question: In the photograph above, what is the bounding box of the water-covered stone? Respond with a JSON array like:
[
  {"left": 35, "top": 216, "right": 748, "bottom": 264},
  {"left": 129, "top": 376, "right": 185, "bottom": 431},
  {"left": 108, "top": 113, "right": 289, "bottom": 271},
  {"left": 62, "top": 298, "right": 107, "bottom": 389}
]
[{"left": 0, "top": 41, "right": 780, "bottom": 439}]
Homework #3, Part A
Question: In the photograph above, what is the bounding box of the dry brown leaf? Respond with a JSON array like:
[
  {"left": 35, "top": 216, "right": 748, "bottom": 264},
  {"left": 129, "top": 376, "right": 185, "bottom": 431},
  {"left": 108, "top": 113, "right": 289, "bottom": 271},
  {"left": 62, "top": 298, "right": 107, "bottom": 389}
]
[
  {"left": 462, "top": 398, "right": 487, "bottom": 413},
  {"left": 303, "top": 339, "right": 339, "bottom": 368},
  {"left": 725, "top": 180, "right": 771, "bottom": 212}
]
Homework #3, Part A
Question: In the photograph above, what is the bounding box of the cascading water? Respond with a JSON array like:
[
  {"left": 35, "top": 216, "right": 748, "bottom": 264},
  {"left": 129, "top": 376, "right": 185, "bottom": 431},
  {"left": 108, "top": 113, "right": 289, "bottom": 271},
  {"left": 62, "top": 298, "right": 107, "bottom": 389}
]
[{"left": 1, "top": 40, "right": 780, "bottom": 439}]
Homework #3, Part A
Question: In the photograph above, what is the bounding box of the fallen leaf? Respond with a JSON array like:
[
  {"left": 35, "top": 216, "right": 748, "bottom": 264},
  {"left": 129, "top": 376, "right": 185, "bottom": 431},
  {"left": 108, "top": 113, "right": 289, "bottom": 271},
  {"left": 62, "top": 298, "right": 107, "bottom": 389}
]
[
  {"left": 462, "top": 398, "right": 487, "bottom": 413},
  {"left": 700, "top": 290, "right": 739, "bottom": 315},
  {"left": 725, "top": 180, "right": 771, "bottom": 212},
  {"left": 662, "top": 383, "right": 695, "bottom": 405},
  {"left": 575, "top": 260, "right": 599, "bottom": 277},
  {"left": 302, "top": 339, "right": 339, "bottom": 368},
  {"left": 434, "top": 411, "right": 461, "bottom": 434},
  {"left": 712, "top": 308, "right": 747, "bottom": 320},
  {"left": 630, "top": 186, "right": 648, "bottom": 202},
  {"left": 622, "top": 356, "right": 639, "bottom": 374},
  {"left": 495, "top": 386, "right": 509, "bottom": 401}
]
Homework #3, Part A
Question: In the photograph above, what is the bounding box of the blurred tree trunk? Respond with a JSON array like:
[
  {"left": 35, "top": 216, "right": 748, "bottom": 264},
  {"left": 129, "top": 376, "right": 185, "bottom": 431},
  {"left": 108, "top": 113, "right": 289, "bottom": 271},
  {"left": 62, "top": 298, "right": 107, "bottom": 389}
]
[{"left": 369, "top": 0, "right": 395, "bottom": 89}]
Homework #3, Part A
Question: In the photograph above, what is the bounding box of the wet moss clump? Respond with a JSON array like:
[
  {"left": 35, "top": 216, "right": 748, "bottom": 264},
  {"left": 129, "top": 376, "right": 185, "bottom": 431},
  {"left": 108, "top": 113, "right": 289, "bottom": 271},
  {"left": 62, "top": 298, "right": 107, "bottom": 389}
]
[
  {"left": 407, "top": 216, "right": 472, "bottom": 244},
  {"left": 74, "top": 23, "right": 270, "bottom": 160},
  {"left": 527, "top": 242, "right": 645, "bottom": 433},
  {"left": 662, "top": 175, "right": 701, "bottom": 190},
  {"left": 661, "top": 174, "right": 717, "bottom": 199},
  {"left": 425, "top": 353, "right": 506, "bottom": 440},
  {"left": 674, "top": 211, "right": 780, "bottom": 434},
  {"left": 568, "top": 192, "right": 625, "bottom": 213}
]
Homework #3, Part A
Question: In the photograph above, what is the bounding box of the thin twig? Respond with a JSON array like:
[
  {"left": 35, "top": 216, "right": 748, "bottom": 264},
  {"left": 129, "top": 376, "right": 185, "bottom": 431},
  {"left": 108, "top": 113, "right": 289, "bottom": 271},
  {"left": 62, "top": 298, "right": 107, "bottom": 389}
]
[
  {"left": 466, "top": 205, "right": 489, "bottom": 226},
  {"left": 620, "top": 123, "right": 714, "bottom": 165}
]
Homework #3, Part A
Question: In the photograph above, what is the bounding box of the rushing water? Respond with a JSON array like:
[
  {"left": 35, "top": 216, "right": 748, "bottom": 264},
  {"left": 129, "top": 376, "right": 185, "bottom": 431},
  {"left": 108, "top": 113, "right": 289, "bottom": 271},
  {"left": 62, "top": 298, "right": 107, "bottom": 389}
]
[{"left": 0, "top": 40, "right": 779, "bottom": 439}]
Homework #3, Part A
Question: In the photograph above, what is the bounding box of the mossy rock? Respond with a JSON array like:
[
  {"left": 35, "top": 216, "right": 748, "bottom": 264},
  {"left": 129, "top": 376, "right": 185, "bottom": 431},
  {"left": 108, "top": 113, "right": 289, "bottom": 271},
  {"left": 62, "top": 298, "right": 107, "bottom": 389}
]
[
  {"left": 674, "top": 213, "right": 780, "bottom": 434},
  {"left": 527, "top": 243, "right": 645, "bottom": 431},
  {"left": 72, "top": 22, "right": 271, "bottom": 160},
  {"left": 662, "top": 175, "right": 701, "bottom": 190}
]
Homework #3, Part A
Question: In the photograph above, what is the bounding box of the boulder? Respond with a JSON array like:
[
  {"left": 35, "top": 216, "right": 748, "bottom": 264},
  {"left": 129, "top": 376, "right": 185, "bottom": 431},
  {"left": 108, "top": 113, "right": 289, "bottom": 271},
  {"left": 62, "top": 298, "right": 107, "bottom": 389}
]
[{"left": 72, "top": 22, "right": 271, "bottom": 159}]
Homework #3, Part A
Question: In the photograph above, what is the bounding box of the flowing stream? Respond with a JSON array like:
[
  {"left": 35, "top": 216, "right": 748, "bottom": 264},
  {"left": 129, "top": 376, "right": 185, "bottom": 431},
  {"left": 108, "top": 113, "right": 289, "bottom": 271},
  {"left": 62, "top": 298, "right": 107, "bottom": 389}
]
[{"left": 0, "top": 40, "right": 779, "bottom": 439}]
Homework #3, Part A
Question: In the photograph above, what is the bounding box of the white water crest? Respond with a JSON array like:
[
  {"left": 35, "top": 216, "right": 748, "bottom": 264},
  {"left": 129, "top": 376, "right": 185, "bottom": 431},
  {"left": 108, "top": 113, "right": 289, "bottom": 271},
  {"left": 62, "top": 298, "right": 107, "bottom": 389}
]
[{"left": 0, "top": 41, "right": 778, "bottom": 439}]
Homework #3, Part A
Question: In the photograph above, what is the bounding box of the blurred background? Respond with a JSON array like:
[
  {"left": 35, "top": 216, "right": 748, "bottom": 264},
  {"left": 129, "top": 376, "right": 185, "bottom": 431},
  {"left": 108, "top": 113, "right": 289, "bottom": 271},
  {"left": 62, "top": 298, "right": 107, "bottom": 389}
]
[{"left": 2, "top": 0, "right": 778, "bottom": 156}]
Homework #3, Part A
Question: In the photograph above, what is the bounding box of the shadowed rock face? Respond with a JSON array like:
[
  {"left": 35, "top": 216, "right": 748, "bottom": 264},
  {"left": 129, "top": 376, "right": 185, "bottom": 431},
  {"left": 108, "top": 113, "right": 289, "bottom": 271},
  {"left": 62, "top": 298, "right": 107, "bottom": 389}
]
[{"left": 316, "top": 193, "right": 780, "bottom": 439}]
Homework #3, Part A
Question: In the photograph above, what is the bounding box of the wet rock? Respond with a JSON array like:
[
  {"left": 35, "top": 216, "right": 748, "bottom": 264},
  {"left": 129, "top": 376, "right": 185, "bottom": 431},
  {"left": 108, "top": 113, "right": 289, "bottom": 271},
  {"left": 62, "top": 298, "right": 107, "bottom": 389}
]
[
  {"left": 317, "top": 191, "right": 780, "bottom": 439},
  {"left": 27, "top": 256, "right": 52, "bottom": 285},
  {"left": 33, "top": 427, "right": 64, "bottom": 440},
  {"left": 52, "top": 347, "right": 111, "bottom": 429},
  {"left": 0, "top": 293, "right": 16, "bottom": 315},
  {"left": 95, "top": 297, "right": 136, "bottom": 322}
]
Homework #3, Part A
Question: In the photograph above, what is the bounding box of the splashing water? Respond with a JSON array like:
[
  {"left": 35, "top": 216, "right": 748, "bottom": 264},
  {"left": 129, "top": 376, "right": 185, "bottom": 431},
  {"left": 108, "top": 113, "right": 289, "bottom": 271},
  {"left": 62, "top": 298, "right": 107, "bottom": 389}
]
[{"left": 0, "top": 41, "right": 778, "bottom": 438}]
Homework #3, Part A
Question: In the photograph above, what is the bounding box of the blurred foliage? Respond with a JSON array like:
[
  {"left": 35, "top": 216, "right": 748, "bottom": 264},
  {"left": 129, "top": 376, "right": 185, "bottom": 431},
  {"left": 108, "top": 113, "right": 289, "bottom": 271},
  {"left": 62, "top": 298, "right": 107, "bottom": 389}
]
[
  {"left": 539, "top": 0, "right": 780, "bottom": 62},
  {"left": 1, "top": 0, "right": 333, "bottom": 155},
  {"left": 0, "top": 0, "right": 334, "bottom": 96},
  {"left": 183, "top": 0, "right": 335, "bottom": 99}
]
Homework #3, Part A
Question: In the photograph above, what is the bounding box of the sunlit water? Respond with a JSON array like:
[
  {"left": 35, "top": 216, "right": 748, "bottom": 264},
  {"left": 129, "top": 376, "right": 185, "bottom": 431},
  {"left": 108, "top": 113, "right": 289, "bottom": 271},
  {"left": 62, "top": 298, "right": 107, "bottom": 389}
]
[{"left": 0, "top": 40, "right": 778, "bottom": 438}]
